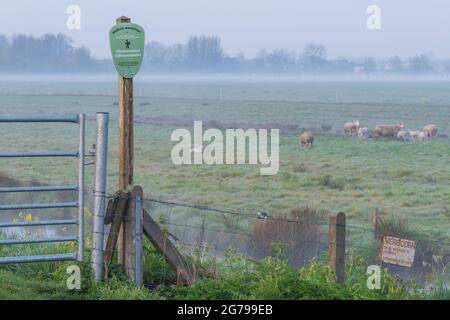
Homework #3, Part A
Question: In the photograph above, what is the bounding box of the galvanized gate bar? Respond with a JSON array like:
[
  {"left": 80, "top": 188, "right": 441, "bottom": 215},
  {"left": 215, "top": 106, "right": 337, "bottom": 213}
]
[
  {"left": 0, "top": 219, "right": 77, "bottom": 228},
  {"left": 0, "top": 151, "right": 78, "bottom": 158},
  {"left": 0, "top": 253, "right": 78, "bottom": 264},
  {"left": 0, "top": 202, "right": 78, "bottom": 210},
  {"left": 0, "top": 236, "right": 78, "bottom": 245},
  {"left": 0, "top": 114, "right": 80, "bottom": 123},
  {"left": 0, "top": 113, "right": 85, "bottom": 265},
  {"left": 77, "top": 113, "right": 85, "bottom": 261},
  {"left": 0, "top": 185, "right": 78, "bottom": 193}
]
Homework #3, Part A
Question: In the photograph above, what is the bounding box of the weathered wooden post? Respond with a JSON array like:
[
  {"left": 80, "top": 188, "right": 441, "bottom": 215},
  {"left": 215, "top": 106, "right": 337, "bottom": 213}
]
[
  {"left": 329, "top": 212, "right": 346, "bottom": 287},
  {"left": 122, "top": 185, "right": 143, "bottom": 286},
  {"left": 372, "top": 208, "right": 380, "bottom": 240},
  {"left": 117, "top": 16, "right": 133, "bottom": 265},
  {"left": 106, "top": 16, "right": 145, "bottom": 282},
  {"left": 109, "top": 16, "right": 145, "bottom": 266},
  {"left": 116, "top": 16, "right": 134, "bottom": 191},
  {"left": 103, "top": 189, "right": 129, "bottom": 279}
]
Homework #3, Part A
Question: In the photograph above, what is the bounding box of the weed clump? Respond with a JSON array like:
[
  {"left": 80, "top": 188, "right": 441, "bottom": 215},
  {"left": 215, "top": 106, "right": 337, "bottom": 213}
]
[{"left": 318, "top": 174, "right": 345, "bottom": 190}]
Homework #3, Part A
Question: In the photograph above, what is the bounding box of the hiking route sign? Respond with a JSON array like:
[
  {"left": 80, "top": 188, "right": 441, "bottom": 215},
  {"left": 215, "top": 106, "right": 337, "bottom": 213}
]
[{"left": 109, "top": 22, "right": 145, "bottom": 78}]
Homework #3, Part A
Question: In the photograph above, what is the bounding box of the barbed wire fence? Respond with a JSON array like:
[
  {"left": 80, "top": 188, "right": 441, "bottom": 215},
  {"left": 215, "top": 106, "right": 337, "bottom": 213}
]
[
  {"left": 147, "top": 198, "right": 328, "bottom": 263},
  {"left": 93, "top": 189, "right": 449, "bottom": 287},
  {"left": 1, "top": 186, "right": 448, "bottom": 288}
]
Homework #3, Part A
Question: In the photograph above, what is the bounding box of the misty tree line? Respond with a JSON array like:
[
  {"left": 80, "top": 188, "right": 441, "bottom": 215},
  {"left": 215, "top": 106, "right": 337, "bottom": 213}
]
[
  {"left": 1, "top": 33, "right": 450, "bottom": 74},
  {"left": 145, "top": 36, "right": 225, "bottom": 71},
  {"left": 0, "top": 34, "right": 107, "bottom": 72}
]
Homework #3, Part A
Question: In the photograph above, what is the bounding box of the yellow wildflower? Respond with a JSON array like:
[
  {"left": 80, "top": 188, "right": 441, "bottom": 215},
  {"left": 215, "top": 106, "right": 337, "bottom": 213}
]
[{"left": 84, "top": 207, "right": 93, "bottom": 220}]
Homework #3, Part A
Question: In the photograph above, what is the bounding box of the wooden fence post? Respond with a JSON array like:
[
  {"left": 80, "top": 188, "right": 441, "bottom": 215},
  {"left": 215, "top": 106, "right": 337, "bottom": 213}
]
[
  {"left": 104, "top": 189, "right": 130, "bottom": 280},
  {"left": 372, "top": 208, "right": 380, "bottom": 240},
  {"left": 329, "top": 212, "right": 346, "bottom": 287},
  {"left": 121, "top": 185, "right": 143, "bottom": 286}
]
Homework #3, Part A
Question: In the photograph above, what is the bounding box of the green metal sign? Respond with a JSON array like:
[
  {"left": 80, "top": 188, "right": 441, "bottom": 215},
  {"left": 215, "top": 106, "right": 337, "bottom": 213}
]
[{"left": 109, "top": 22, "right": 145, "bottom": 78}]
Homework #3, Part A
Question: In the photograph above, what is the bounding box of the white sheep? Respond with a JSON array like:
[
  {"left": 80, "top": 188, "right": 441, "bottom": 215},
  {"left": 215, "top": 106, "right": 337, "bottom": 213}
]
[
  {"left": 397, "top": 130, "right": 412, "bottom": 141},
  {"left": 417, "top": 131, "right": 428, "bottom": 142}
]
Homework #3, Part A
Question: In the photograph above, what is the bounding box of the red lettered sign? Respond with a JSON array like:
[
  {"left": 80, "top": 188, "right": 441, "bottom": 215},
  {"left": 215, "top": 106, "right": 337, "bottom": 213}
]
[{"left": 381, "top": 236, "right": 416, "bottom": 267}]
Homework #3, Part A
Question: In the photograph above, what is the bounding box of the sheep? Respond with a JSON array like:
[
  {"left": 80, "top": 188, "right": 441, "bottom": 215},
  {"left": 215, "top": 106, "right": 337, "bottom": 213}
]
[
  {"left": 397, "top": 130, "right": 412, "bottom": 141},
  {"left": 417, "top": 131, "right": 428, "bottom": 142},
  {"left": 344, "top": 120, "right": 360, "bottom": 136},
  {"left": 374, "top": 122, "right": 405, "bottom": 138},
  {"left": 358, "top": 127, "right": 368, "bottom": 139},
  {"left": 358, "top": 127, "right": 374, "bottom": 140},
  {"left": 408, "top": 130, "right": 420, "bottom": 140},
  {"left": 299, "top": 131, "right": 314, "bottom": 147},
  {"left": 423, "top": 124, "right": 438, "bottom": 137}
]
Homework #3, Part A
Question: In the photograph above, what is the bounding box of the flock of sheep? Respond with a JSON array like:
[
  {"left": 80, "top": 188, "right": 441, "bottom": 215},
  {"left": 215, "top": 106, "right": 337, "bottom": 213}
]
[
  {"left": 299, "top": 120, "right": 439, "bottom": 147},
  {"left": 344, "top": 120, "right": 438, "bottom": 141}
]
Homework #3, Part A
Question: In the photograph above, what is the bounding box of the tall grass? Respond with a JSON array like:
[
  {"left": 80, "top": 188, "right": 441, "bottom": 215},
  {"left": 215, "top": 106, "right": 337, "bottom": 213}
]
[{"left": 248, "top": 207, "right": 327, "bottom": 266}]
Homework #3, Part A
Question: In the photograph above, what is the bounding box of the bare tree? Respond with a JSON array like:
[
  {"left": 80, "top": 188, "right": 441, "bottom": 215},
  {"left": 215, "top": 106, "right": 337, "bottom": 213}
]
[
  {"left": 409, "top": 54, "right": 433, "bottom": 74},
  {"left": 186, "top": 35, "right": 223, "bottom": 70},
  {"left": 302, "top": 43, "right": 327, "bottom": 71}
]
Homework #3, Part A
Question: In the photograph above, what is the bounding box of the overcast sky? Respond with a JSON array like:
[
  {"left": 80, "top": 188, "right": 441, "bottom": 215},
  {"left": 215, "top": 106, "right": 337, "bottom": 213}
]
[{"left": 2, "top": 0, "right": 450, "bottom": 59}]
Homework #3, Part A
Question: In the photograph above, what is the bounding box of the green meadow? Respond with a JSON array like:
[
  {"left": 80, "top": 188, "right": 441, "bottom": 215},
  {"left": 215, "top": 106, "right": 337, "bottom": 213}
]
[{"left": 0, "top": 77, "right": 449, "bottom": 236}]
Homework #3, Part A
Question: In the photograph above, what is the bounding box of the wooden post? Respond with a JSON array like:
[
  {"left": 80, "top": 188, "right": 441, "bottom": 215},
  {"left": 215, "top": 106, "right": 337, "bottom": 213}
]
[
  {"left": 103, "top": 189, "right": 130, "bottom": 280},
  {"left": 121, "top": 185, "right": 143, "bottom": 286},
  {"left": 329, "top": 212, "right": 346, "bottom": 287},
  {"left": 116, "top": 15, "right": 134, "bottom": 264},
  {"left": 372, "top": 208, "right": 380, "bottom": 240}
]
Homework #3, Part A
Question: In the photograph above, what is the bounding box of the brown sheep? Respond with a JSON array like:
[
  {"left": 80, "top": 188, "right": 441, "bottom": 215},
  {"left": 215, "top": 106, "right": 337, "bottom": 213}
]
[
  {"left": 344, "top": 120, "right": 360, "bottom": 136},
  {"left": 299, "top": 131, "right": 314, "bottom": 147},
  {"left": 423, "top": 124, "right": 437, "bottom": 137},
  {"left": 374, "top": 122, "right": 405, "bottom": 138}
]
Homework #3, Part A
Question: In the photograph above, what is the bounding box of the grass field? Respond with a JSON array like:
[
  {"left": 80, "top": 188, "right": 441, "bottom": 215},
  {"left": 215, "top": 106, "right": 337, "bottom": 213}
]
[
  {"left": 0, "top": 76, "right": 449, "bottom": 234},
  {"left": 0, "top": 75, "right": 449, "bottom": 299}
]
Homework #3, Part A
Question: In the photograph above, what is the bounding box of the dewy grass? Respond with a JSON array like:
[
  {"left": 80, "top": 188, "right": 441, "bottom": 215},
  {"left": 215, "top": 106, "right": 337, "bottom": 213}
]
[{"left": 0, "top": 232, "right": 442, "bottom": 300}]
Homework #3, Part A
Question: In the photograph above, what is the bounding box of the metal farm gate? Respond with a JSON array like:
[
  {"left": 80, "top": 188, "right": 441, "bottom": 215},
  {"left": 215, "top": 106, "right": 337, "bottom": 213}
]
[{"left": 0, "top": 114, "right": 85, "bottom": 263}]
